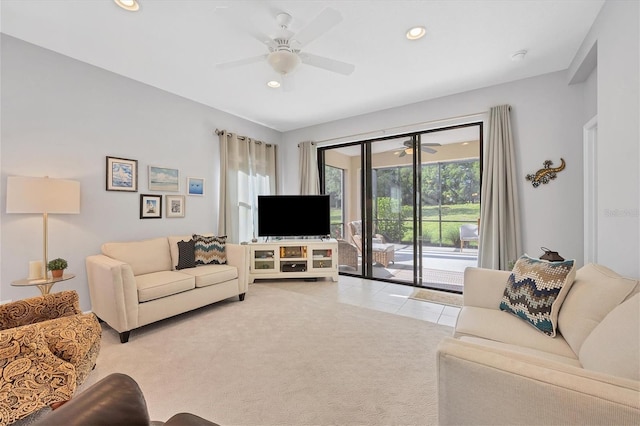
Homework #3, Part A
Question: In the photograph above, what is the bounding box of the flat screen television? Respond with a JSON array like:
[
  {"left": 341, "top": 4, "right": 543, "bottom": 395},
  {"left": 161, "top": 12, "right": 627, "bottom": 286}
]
[{"left": 258, "top": 195, "right": 330, "bottom": 238}]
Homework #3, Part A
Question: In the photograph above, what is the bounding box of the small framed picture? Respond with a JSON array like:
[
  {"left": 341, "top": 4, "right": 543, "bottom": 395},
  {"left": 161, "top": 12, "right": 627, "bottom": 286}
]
[
  {"left": 187, "top": 177, "right": 205, "bottom": 196},
  {"left": 106, "top": 156, "right": 138, "bottom": 192},
  {"left": 149, "top": 166, "right": 179, "bottom": 192},
  {"left": 166, "top": 195, "right": 185, "bottom": 218},
  {"left": 140, "top": 194, "right": 162, "bottom": 219}
]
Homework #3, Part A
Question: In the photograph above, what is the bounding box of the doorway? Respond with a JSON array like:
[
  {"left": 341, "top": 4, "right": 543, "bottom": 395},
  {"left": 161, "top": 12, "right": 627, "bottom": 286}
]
[{"left": 321, "top": 123, "right": 482, "bottom": 292}]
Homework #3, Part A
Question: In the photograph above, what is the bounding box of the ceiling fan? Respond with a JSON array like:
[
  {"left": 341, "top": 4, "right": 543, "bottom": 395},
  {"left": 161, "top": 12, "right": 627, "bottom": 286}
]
[
  {"left": 216, "top": 8, "right": 355, "bottom": 87},
  {"left": 394, "top": 140, "right": 441, "bottom": 157}
]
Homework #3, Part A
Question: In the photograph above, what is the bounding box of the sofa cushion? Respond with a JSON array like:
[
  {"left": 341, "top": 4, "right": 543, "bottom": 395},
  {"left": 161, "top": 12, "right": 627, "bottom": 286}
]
[
  {"left": 454, "top": 306, "right": 578, "bottom": 358},
  {"left": 135, "top": 271, "right": 195, "bottom": 302},
  {"left": 178, "top": 264, "right": 238, "bottom": 288},
  {"left": 193, "top": 234, "right": 227, "bottom": 265},
  {"left": 578, "top": 293, "right": 640, "bottom": 381},
  {"left": 558, "top": 263, "right": 639, "bottom": 355},
  {"left": 175, "top": 239, "right": 196, "bottom": 270},
  {"left": 168, "top": 234, "right": 213, "bottom": 271},
  {"left": 102, "top": 237, "right": 171, "bottom": 276},
  {"left": 499, "top": 255, "right": 576, "bottom": 337}
]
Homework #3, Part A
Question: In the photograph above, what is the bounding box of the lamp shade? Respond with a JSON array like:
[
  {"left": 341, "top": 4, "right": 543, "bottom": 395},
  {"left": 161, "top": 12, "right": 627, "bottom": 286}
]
[{"left": 6, "top": 176, "right": 80, "bottom": 214}]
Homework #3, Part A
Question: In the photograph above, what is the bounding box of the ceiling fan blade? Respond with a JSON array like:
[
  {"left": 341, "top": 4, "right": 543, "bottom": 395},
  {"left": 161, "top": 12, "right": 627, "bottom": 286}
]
[
  {"left": 292, "top": 8, "right": 342, "bottom": 48},
  {"left": 299, "top": 52, "right": 355, "bottom": 75},
  {"left": 422, "top": 142, "right": 441, "bottom": 146},
  {"left": 247, "top": 29, "right": 278, "bottom": 50},
  {"left": 216, "top": 54, "right": 268, "bottom": 70},
  {"left": 421, "top": 146, "right": 438, "bottom": 154},
  {"left": 397, "top": 150, "right": 406, "bottom": 158}
]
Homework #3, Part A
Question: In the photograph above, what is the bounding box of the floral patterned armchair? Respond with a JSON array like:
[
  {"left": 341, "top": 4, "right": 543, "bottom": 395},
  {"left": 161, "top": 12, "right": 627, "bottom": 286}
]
[{"left": 0, "top": 290, "right": 101, "bottom": 425}]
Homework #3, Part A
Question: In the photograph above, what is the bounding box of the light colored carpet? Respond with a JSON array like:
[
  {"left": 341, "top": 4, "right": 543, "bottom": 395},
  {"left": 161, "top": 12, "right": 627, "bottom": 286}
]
[
  {"left": 79, "top": 282, "right": 453, "bottom": 425},
  {"left": 410, "top": 288, "right": 464, "bottom": 307}
]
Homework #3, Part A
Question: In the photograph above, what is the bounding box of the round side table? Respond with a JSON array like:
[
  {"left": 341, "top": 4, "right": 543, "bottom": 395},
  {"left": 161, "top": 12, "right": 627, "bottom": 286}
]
[{"left": 11, "top": 273, "right": 76, "bottom": 295}]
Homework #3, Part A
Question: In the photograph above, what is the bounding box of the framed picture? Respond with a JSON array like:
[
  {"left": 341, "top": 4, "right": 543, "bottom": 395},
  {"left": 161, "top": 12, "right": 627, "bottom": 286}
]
[
  {"left": 140, "top": 194, "right": 162, "bottom": 219},
  {"left": 106, "top": 156, "right": 138, "bottom": 192},
  {"left": 148, "top": 166, "right": 179, "bottom": 192},
  {"left": 166, "top": 195, "right": 185, "bottom": 218},
  {"left": 187, "top": 177, "right": 205, "bottom": 196}
]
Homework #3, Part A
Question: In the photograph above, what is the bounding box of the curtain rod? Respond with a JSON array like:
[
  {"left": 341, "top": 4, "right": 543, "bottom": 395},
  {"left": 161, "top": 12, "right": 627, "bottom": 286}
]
[
  {"left": 215, "top": 129, "right": 246, "bottom": 140},
  {"left": 214, "top": 129, "right": 274, "bottom": 146},
  {"left": 313, "top": 111, "right": 486, "bottom": 145},
  {"left": 297, "top": 141, "right": 317, "bottom": 147}
]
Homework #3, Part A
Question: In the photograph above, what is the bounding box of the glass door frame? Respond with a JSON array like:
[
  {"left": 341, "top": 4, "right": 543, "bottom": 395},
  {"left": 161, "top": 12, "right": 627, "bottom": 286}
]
[{"left": 319, "top": 122, "right": 483, "bottom": 291}]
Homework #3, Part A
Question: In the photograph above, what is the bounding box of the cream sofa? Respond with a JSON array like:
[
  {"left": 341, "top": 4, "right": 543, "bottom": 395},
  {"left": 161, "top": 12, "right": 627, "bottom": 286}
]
[
  {"left": 86, "top": 235, "right": 248, "bottom": 343},
  {"left": 437, "top": 263, "right": 640, "bottom": 425}
]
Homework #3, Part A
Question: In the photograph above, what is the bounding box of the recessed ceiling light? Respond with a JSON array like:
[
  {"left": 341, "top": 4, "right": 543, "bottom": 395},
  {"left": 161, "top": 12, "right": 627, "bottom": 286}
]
[
  {"left": 406, "top": 26, "right": 426, "bottom": 40},
  {"left": 114, "top": 0, "right": 139, "bottom": 11},
  {"left": 511, "top": 50, "right": 527, "bottom": 61},
  {"left": 267, "top": 80, "right": 281, "bottom": 89}
]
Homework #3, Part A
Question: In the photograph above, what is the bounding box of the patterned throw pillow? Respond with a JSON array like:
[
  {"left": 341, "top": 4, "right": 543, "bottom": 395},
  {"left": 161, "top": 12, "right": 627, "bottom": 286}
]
[
  {"left": 175, "top": 239, "right": 196, "bottom": 270},
  {"left": 192, "top": 234, "right": 227, "bottom": 265},
  {"left": 499, "top": 254, "right": 576, "bottom": 337}
]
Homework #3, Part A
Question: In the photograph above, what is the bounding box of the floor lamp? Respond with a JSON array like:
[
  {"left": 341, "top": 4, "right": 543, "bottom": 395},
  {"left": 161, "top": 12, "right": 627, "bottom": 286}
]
[{"left": 6, "top": 176, "right": 80, "bottom": 281}]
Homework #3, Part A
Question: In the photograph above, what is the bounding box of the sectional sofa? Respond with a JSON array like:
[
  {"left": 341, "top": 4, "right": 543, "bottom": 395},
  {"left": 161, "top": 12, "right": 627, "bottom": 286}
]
[
  {"left": 86, "top": 234, "right": 248, "bottom": 343},
  {"left": 437, "top": 262, "right": 639, "bottom": 425}
]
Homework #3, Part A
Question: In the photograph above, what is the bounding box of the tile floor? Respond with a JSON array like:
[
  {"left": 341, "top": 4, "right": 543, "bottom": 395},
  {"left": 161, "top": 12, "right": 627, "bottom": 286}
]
[
  {"left": 263, "top": 274, "right": 461, "bottom": 328},
  {"left": 336, "top": 275, "right": 461, "bottom": 327}
]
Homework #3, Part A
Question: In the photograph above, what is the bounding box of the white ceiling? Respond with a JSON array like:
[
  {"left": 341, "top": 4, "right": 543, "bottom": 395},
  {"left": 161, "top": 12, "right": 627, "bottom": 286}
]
[{"left": 1, "top": 0, "right": 604, "bottom": 132}]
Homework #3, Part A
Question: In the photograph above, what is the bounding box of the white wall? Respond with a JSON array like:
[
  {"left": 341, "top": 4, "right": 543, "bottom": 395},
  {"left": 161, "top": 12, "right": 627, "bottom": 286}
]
[
  {"left": 590, "top": 1, "right": 639, "bottom": 276},
  {"left": 283, "top": 71, "right": 587, "bottom": 267},
  {"left": 0, "top": 35, "right": 281, "bottom": 309},
  {"left": 568, "top": 0, "right": 639, "bottom": 277}
]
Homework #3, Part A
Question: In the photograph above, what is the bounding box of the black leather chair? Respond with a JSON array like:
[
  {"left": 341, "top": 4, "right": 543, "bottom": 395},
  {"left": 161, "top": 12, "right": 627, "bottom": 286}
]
[{"left": 31, "top": 373, "right": 219, "bottom": 426}]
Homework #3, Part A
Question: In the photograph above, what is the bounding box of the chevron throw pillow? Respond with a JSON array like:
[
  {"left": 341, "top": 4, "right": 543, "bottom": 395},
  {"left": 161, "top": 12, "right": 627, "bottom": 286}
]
[
  {"left": 192, "top": 234, "right": 227, "bottom": 265},
  {"left": 500, "top": 254, "right": 576, "bottom": 337}
]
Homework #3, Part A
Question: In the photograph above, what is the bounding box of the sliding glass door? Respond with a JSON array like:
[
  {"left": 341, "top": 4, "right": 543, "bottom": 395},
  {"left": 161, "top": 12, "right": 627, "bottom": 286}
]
[{"left": 321, "top": 123, "right": 482, "bottom": 292}]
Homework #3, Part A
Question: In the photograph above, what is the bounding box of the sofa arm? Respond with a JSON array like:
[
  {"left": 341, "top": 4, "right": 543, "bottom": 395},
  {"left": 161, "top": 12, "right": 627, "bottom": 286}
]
[
  {"left": 226, "top": 243, "right": 249, "bottom": 295},
  {"left": 85, "top": 254, "right": 139, "bottom": 333},
  {"left": 31, "top": 373, "right": 150, "bottom": 426},
  {"left": 0, "top": 291, "right": 81, "bottom": 330},
  {"left": 0, "top": 325, "right": 77, "bottom": 425},
  {"left": 462, "top": 267, "right": 511, "bottom": 309},
  {"left": 437, "top": 337, "right": 640, "bottom": 425}
]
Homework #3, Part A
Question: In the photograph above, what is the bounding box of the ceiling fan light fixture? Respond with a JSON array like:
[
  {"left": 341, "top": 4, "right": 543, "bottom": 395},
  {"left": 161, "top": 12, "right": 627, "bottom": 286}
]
[
  {"left": 267, "top": 50, "right": 301, "bottom": 75},
  {"left": 267, "top": 80, "right": 281, "bottom": 88},
  {"left": 114, "top": 0, "right": 139, "bottom": 11},
  {"left": 406, "top": 26, "right": 426, "bottom": 40}
]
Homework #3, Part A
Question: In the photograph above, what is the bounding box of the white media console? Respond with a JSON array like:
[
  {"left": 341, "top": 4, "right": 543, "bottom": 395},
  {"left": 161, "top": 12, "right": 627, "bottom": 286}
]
[{"left": 248, "top": 238, "right": 339, "bottom": 283}]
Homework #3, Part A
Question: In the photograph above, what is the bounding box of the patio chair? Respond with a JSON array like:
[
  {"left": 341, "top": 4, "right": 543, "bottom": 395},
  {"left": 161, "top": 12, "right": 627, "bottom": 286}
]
[
  {"left": 459, "top": 224, "right": 479, "bottom": 251},
  {"left": 337, "top": 239, "right": 359, "bottom": 270},
  {"left": 347, "top": 220, "right": 395, "bottom": 267}
]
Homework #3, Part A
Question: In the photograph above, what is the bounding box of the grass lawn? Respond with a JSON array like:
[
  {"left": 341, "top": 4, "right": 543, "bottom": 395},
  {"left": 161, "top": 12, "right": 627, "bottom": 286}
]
[{"left": 331, "top": 203, "right": 480, "bottom": 247}]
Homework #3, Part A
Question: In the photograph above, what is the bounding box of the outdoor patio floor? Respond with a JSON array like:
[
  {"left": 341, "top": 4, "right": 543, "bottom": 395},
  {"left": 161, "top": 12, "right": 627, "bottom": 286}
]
[{"left": 339, "top": 245, "right": 478, "bottom": 293}]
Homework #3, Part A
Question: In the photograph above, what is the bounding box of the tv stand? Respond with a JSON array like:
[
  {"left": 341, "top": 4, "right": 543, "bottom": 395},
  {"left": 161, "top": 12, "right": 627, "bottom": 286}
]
[{"left": 248, "top": 238, "right": 339, "bottom": 283}]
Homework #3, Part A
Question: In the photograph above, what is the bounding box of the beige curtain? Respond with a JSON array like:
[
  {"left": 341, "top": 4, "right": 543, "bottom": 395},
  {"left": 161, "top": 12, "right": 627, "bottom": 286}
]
[
  {"left": 298, "top": 141, "right": 319, "bottom": 195},
  {"left": 478, "top": 105, "right": 522, "bottom": 270},
  {"left": 218, "top": 130, "right": 277, "bottom": 243}
]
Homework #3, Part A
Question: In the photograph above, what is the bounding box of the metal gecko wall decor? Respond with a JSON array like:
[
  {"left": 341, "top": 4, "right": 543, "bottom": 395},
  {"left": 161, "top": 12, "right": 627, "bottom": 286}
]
[{"left": 525, "top": 158, "right": 566, "bottom": 188}]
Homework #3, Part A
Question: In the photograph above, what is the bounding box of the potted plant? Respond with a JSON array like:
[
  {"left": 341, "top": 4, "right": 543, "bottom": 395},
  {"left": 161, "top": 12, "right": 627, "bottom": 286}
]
[{"left": 47, "top": 258, "right": 68, "bottom": 278}]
